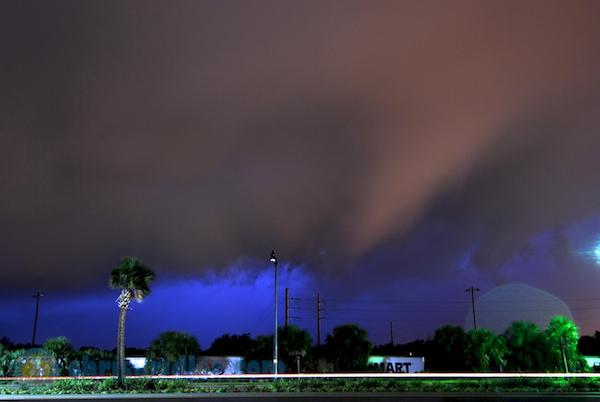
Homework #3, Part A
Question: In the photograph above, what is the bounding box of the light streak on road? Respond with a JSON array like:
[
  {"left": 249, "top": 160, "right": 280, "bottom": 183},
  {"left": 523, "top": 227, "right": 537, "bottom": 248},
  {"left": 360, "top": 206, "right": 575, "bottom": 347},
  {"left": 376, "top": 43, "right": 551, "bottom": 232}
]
[{"left": 5, "top": 372, "right": 600, "bottom": 381}]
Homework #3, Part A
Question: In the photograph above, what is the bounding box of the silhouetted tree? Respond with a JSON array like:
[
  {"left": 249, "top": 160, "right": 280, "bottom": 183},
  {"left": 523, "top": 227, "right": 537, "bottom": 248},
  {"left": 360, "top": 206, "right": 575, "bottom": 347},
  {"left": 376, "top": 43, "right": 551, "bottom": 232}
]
[
  {"left": 243, "top": 335, "right": 273, "bottom": 368},
  {"left": 578, "top": 331, "right": 600, "bottom": 356},
  {"left": 243, "top": 326, "right": 313, "bottom": 373},
  {"left": 504, "top": 321, "right": 547, "bottom": 372},
  {"left": 372, "top": 339, "right": 426, "bottom": 357},
  {"left": 278, "top": 325, "right": 312, "bottom": 373},
  {"left": 465, "top": 328, "right": 506, "bottom": 372},
  {"left": 78, "top": 347, "right": 116, "bottom": 362},
  {"left": 0, "top": 337, "right": 13, "bottom": 349},
  {"left": 427, "top": 325, "right": 468, "bottom": 371},
  {"left": 325, "top": 324, "right": 372, "bottom": 372},
  {"left": 147, "top": 330, "right": 201, "bottom": 364},
  {"left": 109, "top": 257, "right": 155, "bottom": 384},
  {"left": 205, "top": 334, "right": 253, "bottom": 356},
  {"left": 399, "top": 339, "right": 427, "bottom": 356}
]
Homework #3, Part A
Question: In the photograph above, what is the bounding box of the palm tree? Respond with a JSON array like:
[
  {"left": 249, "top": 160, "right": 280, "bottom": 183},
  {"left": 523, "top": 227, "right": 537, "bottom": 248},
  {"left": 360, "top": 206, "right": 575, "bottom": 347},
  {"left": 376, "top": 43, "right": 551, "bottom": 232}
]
[
  {"left": 504, "top": 320, "right": 546, "bottom": 372},
  {"left": 278, "top": 325, "right": 312, "bottom": 373},
  {"left": 43, "top": 336, "right": 74, "bottom": 375},
  {"left": 109, "top": 257, "right": 155, "bottom": 384},
  {"left": 544, "top": 316, "right": 586, "bottom": 373},
  {"left": 465, "top": 328, "right": 507, "bottom": 372},
  {"left": 325, "top": 324, "right": 372, "bottom": 372},
  {"left": 428, "top": 324, "right": 469, "bottom": 372},
  {"left": 147, "top": 330, "right": 201, "bottom": 374}
]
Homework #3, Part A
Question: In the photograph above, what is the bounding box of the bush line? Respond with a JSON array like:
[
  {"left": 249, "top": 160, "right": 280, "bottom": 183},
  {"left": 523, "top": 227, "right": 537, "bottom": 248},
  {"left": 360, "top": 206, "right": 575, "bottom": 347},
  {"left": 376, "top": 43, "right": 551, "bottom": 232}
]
[{"left": 3, "top": 377, "right": 600, "bottom": 394}]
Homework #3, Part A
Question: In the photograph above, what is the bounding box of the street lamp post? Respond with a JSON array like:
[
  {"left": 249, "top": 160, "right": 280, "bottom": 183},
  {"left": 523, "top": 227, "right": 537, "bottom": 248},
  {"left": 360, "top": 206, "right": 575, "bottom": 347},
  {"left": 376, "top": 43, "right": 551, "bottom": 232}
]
[
  {"left": 270, "top": 250, "right": 278, "bottom": 377},
  {"left": 32, "top": 292, "right": 44, "bottom": 346}
]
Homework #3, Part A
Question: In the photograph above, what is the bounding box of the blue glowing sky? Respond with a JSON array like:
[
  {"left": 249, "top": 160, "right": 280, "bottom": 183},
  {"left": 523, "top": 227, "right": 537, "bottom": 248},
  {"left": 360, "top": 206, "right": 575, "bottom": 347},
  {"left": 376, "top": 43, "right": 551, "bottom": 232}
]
[{"left": 2, "top": 1, "right": 600, "bottom": 351}]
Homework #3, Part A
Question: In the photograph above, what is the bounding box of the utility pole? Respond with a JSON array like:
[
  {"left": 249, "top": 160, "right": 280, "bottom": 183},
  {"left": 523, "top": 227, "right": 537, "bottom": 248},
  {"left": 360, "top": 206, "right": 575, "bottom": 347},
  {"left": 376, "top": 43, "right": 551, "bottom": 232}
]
[
  {"left": 466, "top": 287, "right": 480, "bottom": 329},
  {"left": 390, "top": 321, "right": 395, "bottom": 347},
  {"left": 285, "top": 288, "right": 289, "bottom": 326},
  {"left": 32, "top": 292, "right": 44, "bottom": 345},
  {"left": 317, "top": 293, "right": 323, "bottom": 347}
]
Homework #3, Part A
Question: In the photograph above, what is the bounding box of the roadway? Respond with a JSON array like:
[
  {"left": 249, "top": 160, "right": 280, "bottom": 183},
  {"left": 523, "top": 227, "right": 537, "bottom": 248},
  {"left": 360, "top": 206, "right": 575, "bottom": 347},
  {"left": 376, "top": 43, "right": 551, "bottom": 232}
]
[{"left": 2, "top": 393, "right": 600, "bottom": 401}]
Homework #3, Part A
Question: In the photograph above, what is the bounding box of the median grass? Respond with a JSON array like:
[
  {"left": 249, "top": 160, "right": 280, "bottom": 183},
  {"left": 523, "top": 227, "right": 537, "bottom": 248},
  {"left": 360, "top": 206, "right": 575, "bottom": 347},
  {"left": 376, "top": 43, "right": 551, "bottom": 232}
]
[{"left": 2, "top": 376, "right": 600, "bottom": 395}]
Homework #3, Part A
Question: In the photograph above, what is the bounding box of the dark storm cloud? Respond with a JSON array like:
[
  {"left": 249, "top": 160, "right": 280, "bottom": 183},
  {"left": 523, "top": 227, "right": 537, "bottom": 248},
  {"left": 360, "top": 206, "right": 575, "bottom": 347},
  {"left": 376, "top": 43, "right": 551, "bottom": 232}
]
[
  {"left": 430, "top": 93, "right": 600, "bottom": 273},
  {"left": 1, "top": 1, "right": 600, "bottom": 293}
]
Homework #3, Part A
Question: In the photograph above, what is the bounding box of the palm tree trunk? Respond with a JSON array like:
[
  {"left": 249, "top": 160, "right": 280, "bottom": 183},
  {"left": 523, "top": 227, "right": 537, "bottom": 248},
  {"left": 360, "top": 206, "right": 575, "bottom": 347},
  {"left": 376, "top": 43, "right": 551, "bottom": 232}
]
[
  {"left": 561, "top": 342, "right": 569, "bottom": 373},
  {"left": 115, "top": 287, "right": 132, "bottom": 385},
  {"left": 117, "top": 306, "right": 127, "bottom": 384}
]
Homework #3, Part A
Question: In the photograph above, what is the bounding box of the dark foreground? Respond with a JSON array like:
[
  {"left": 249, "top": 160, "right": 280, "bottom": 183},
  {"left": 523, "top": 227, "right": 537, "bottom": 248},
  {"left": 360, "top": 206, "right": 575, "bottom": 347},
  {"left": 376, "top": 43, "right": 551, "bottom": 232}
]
[
  {"left": 2, "top": 392, "right": 600, "bottom": 401},
  {"left": 5, "top": 375, "right": 600, "bottom": 400}
]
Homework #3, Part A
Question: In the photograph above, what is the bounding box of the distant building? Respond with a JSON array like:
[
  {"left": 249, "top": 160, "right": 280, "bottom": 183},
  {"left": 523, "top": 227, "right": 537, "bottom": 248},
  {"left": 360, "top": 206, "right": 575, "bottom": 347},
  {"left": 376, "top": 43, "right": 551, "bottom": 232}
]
[
  {"left": 127, "top": 356, "right": 244, "bottom": 375},
  {"left": 584, "top": 356, "right": 600, "bottom": 372}
]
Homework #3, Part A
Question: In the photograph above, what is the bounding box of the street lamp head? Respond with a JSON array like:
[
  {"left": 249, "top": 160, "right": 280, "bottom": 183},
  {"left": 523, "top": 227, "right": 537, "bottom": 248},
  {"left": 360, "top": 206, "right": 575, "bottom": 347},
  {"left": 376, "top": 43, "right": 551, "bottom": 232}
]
[{"left": 270, "top": 250, "right": 277, "bottom": 265}]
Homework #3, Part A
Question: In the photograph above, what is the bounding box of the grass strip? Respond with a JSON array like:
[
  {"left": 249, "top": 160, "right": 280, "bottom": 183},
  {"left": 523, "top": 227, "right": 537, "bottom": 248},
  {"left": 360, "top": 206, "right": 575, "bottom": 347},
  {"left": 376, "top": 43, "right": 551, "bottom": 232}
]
[{"left": 2, "top": 376, "right": 600, "bottom": 395}]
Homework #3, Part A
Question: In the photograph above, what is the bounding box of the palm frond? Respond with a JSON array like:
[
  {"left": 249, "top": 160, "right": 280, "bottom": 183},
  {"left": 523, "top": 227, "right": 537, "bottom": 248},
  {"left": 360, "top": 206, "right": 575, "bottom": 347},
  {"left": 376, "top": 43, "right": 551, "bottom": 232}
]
[{"left": 109, "top": 257, "right": 156, "bottom": 302}]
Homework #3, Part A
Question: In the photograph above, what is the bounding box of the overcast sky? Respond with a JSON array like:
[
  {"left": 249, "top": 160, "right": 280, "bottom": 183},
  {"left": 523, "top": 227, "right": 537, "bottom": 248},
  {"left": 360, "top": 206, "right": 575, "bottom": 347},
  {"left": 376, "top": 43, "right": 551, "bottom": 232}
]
[{"left": 2, "top": 1, "right": 600, "bottom": 351}]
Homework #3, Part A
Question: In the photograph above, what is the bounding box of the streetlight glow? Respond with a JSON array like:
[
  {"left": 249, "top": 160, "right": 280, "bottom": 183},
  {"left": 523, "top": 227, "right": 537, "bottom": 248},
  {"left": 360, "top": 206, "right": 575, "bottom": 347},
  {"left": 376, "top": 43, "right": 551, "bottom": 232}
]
[{"left": 594, "top": 243, "right": 600, "bottom": 263}]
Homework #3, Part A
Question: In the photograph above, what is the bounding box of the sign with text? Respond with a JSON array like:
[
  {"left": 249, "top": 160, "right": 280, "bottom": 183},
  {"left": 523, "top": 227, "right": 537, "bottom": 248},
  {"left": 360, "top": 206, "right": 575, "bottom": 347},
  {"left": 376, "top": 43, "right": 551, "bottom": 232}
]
[{"left": 369, "top": 356, "right": 425, "bottom": 373}]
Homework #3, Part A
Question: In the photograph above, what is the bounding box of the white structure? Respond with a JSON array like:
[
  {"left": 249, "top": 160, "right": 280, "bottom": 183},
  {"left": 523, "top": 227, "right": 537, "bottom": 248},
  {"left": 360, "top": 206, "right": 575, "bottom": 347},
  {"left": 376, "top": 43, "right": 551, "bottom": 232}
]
[{"left": 369, "top": 356, "right": 425, "bottom": 373}]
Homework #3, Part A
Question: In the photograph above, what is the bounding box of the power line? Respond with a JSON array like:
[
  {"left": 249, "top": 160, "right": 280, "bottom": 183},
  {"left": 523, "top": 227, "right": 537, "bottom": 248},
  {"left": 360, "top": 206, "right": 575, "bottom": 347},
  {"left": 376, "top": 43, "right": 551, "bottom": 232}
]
[{"left": 299, "top": 296, "right": 600, "bottom": 304}]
